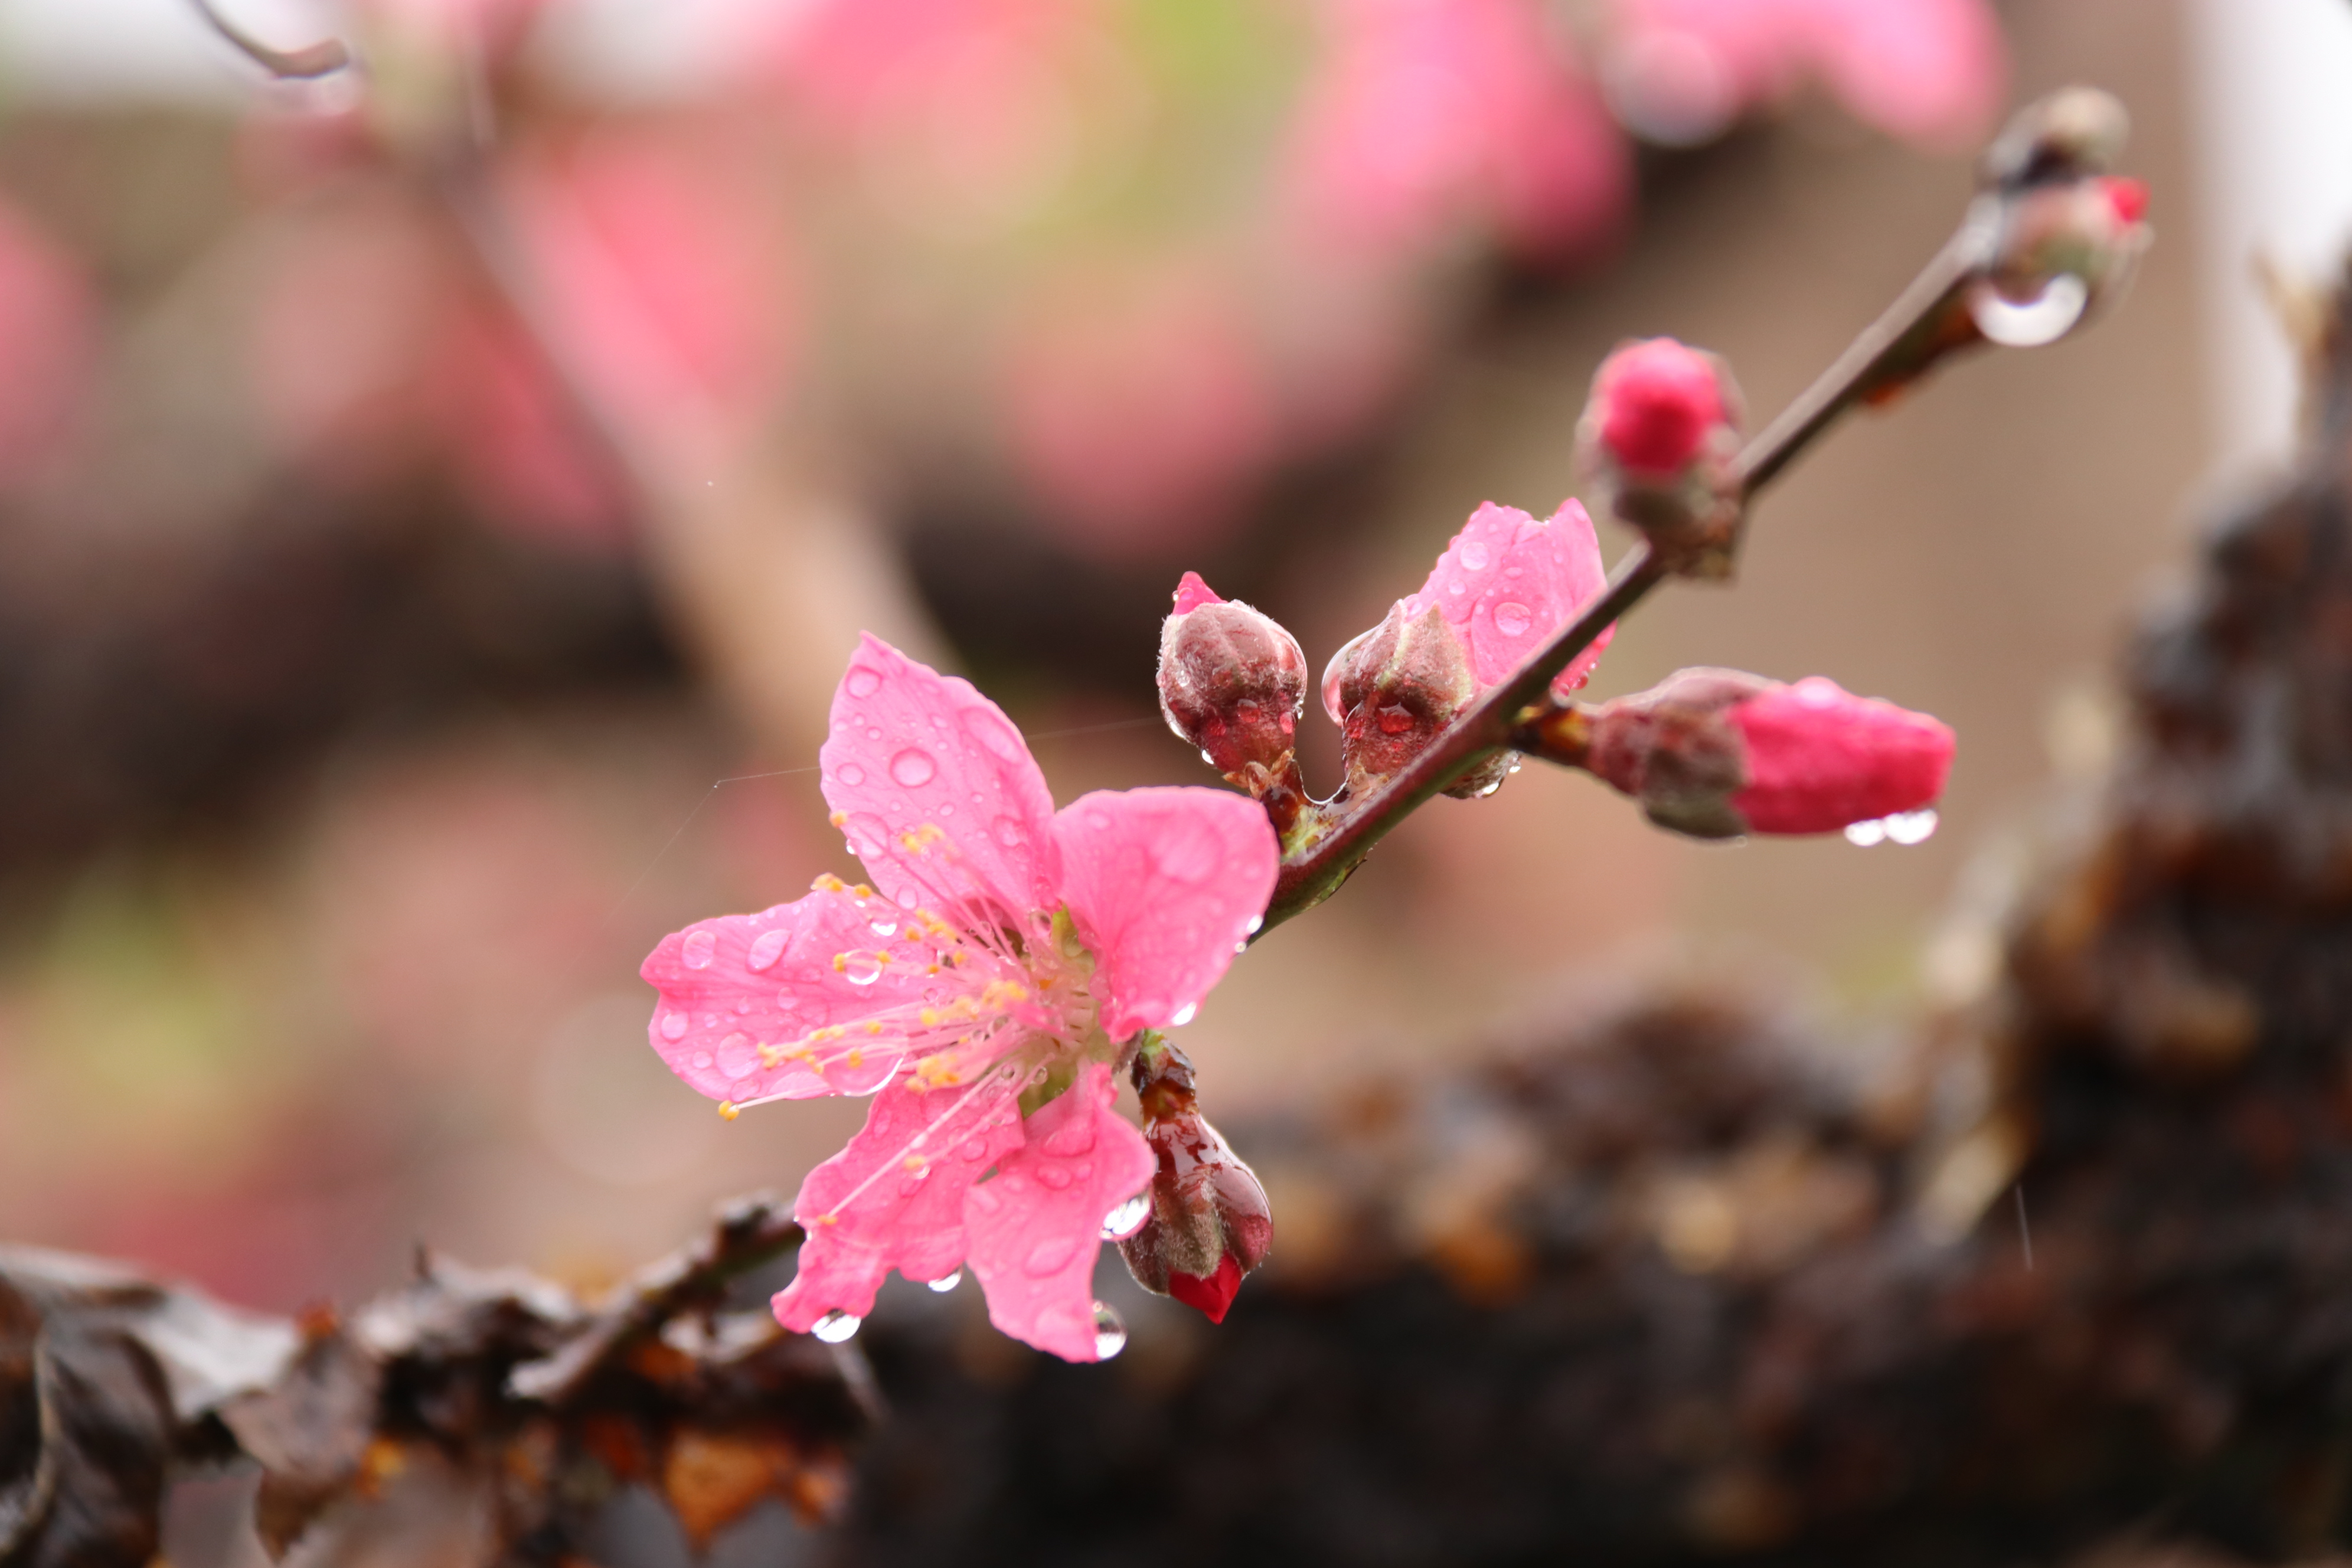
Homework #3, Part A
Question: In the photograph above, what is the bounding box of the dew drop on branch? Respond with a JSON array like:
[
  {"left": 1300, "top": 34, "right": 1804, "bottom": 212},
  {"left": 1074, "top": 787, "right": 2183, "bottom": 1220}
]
[
  {"left": 1092, "top": 1301, "right": 1128, "bottom": 1360},
  {"left": 1969, "top": 273, "right": 2088, "bottom": 347}
]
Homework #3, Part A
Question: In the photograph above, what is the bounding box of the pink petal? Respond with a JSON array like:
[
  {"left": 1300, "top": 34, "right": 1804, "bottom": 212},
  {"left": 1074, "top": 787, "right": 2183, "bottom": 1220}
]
[
  {"left": 822, "top": 635, "right": 1062, "bottom": 928},
  {"left": 1403, "top": 499, "right": 1615, "bottom": 694},
  {"left": 1051, "top": 788, "right": 1278, "bottom": 1041},
  {"left": 1171, "top": 570, "right": 1224, "bottom": 617},
  {"left": 961, "top": 1063, "right": 1155, "bottom": 1361},
  {"left": 1729, "top": 676, "right": 1955, "bottom": 834},
  {"left": 1807, "top": 0, "right": 2004, "bottom": 149},
  {"left": 772, "top": 1066, "right": 1027, "bottom": 1328},
  {"left": 642, "top": 884, "right": 936, "bottom": 1103}
]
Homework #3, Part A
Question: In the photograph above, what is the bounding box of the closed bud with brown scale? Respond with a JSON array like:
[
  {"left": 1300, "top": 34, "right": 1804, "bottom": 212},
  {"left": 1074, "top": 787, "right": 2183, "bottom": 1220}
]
[
  {"left": 1158, "top": 572, "right": 1311, "bottom": 801},
  {"left": 1117, "top": 1038, "right": 1273, "bottom": 1325}
]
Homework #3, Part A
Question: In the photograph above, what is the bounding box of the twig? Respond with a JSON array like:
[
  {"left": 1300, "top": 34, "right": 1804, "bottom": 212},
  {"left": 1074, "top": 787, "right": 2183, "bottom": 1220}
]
[
  {"left": 1255, "top": 164, "right": 2055, "bottom": 936},
  {"left": 188, "top": 0, "right": 353, "bottom": 79}
]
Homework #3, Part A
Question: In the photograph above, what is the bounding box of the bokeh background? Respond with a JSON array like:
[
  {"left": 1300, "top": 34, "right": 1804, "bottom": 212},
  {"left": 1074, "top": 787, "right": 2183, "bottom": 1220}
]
[{"left": 0, "top": 0, "right": 2338, "bottom": 1335}]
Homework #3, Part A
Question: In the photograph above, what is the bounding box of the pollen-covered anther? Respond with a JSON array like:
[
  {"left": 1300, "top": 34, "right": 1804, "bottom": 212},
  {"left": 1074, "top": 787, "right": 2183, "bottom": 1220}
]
[
  {"left": 718, "top": 1101, "right": 739, "bottom": 1121},
  {"left": 827, "top": 812, "right": 848, "bottom": 829},
  {"left": 811, "top": 872, "right": 848, "bottom": 893}
]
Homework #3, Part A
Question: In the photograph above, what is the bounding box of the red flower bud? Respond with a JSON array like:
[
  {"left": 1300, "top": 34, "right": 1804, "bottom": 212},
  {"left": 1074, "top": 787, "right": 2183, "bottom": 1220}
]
[
  {"left": 1555, "top": 668, "right": 1954, "bottom": 839},
  {"left": 1593, "top": 338, "right": 1725, "bottom": 478},
  {"left": 1118, "top": 1040, "right": 1273, "bottom": 1324},
  {"left": 1576, "top": 338, "right": 1744, "bottom": 577},
  {"left": 1158, "top": 571, "right": 1311, "bottom": 792}
]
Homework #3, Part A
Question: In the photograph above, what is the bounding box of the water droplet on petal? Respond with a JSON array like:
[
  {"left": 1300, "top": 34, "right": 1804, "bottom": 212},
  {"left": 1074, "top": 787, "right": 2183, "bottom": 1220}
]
[
  {"left": 1037, "top": 1165, "right": 1073, "bottom": 1190},
  {"left": 1884, "top": 807, "right": 1940, "bottom": 845},
  {"left": 1492, "top": 600, "right": 1533, "bottom": 638},
  {"left": 1171, "top": 1002, "right": 1198, "bottom": 1027},
  {"left": 1092, "top": 1301, "right": 1127, "bottom": 1360},
  {"left": 1447, "top": 577, "right": 1466, "bottom": 595},
  {"left": 812, "top": 1309, "right": 862, "bottom": 1343},
  {"left": 717, "top": 1034, "right": 760, "bottom": 1078},
  {"left": 846, "top": 667, "right": 883, "bottom": 698},
  {"left": 1024, "top": 1235, "right": 1079, "bottom": 1276},
  {"left": 865, "top": 727, "right": 884, "bottom": 742},
  {"left": 889, "top": 748, "right": 937, "bottom": 788},
  {"left": 837, "top": 763, "right": 867, "bottom": 787},
  {"left": 1100, "top": 1192, "right": 1150, "bottom": 1239},
  {"left": 843, "top": 952, "right": 884, "bottom": 985},
  {"left": 660, "top": 1012, "right": 690, "bottom": 1041},
  {"left": 992, "top": 816, "right": 1028, "bottom": 850},
  {"left": 1969, "top": 273, "right": 2089, "bottom": 347},
  {"left": 747, "top": 929, "right": 788, "bottom": 971},
  {"left": 959, "top": 1137, "right": 987, "bottom": 1161},
  {"left": 1845, "top": 819, "right": 1889, "bottom": 848},
  {"left": 681, "top": 929, "right": 717, "bottom": 969},
  {"left": 691, "top": 1051, "right": 713, "bottom": 1069},
  {"left": 927, "top": 1270, "right": 962, "bottom": 1293},
  {"left": 1042, "top": 1119, "right": 1096, "bottom": 1157},
  {"left": 870, "top": 917, "right": 899, "bottom": 938},
  {"left": 1459, "top": 540, "right": 1491, "bottom": 570},
  {"left": 1377, "top": 704, "right": 1414, "bottom": 735},
  {"left": 1246, "top": 914, "right": 1263, "bottom": 935}
]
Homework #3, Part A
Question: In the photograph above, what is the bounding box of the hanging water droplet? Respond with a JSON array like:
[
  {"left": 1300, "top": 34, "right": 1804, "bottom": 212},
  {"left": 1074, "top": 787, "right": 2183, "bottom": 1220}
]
[
  {"left": 1100, "top": 1192, "right": 1151, "bottom": 1239},
  {"left": 890, "top": 748, "right": 937, "bottom": 788},
  {"left": 843, "top": 952, "right": 885, "bottom": 985},
  {"left": 1246, "top": 914, "right": 1263, "bottom": 935},
  {"left": 1845, "top": 818, "right": 1889, "bottom": 847},
  {"left": 811, "top": 1309, "right": 862, "bottom": 1343},
  {"left": 1091, "top": 1301, "right": 1127, "bottom": 1360},
  {"left": 1171, "top": 1001, "right": 1198, "bottom": 1027},
  {"left": 1968, "top": 273, "right": 2088, "bottom": 348},
  {"left": 1884, "top": 807, "right": 1940, "bottom": 845},
  {"left": 927, "top": 1270, "right": 962, "bottom": 1293}
]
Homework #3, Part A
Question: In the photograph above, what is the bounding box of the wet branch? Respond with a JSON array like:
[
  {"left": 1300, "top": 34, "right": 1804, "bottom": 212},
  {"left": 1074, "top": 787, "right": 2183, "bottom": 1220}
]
[{"left": 187, "top": 0, "right": 352, "bottom": 80}]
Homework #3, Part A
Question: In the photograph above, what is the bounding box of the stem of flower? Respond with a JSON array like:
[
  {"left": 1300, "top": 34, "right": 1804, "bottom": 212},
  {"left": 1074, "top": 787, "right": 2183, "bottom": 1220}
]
[
  {"left": 188, "top": 0, "right": 354, "bottom": 79},
  {"left": 1256, "top": 122, "right": 2093, "bottom": 937}
]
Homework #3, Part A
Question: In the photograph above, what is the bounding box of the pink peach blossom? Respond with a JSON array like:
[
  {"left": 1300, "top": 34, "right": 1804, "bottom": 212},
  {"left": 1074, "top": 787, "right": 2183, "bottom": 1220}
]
[
  {"left": 0, "top": 196, "right": 94, "bottom": 485},
  {"left": 643, "top": 636, "right": 1278, "bottom": 1361},
  {"left": 1285, "top": 0, "right": 1629, "bottom": 266},
  {"left": 1730, "top": 675, "right": 1955, "bottom": 834},
  {"left": 1604, "top": 0, "right": 2004, "bottom": 150}
]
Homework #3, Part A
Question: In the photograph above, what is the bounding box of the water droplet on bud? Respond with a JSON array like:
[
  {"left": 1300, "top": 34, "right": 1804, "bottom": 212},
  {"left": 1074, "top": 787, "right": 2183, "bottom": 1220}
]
[
  {"left": 1844, "top": 818, "right": 1889, "bottom": 847},
  {"left": 1100, "top": 1192, "right": 1151, "bottom": 1239},
  {"left": 1092, "top": 1301, "right": 1128, "bottom": 1360},
  {"left": 811, "top": 1309, "right": 862, "bottom": 1343},
  {"left": 1884, "top": 807, "right": 1939, "bottom": 845},
  {"left": 1969, "top": 273, "right": 2088, "bottom": 347}
]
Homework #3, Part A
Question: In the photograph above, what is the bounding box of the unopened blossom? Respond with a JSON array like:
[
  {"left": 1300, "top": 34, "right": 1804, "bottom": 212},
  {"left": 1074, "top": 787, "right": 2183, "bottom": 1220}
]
[
  {"left": 1118, "top": 1039, "right": 1273, "bottom": 1325},
  {"left": 1558, "top": 667, "right": 1954, "bottom": 837},
  {"left": 644, "top": 637, "right": 1278, "bottom": 1362},
  {"left": 1576, "top": 337, "right": 1744, "bottom": 575},
  {"left": 1323, "top": 499, "right": 1613, "bottom": 796},
  {"left": 1157, "top": 571, "right": 1311, "bottom": 795}
]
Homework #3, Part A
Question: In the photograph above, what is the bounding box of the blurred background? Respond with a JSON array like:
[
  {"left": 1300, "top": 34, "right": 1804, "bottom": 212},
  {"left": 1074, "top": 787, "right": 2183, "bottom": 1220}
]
[{"left": 0, "top": 0, "right": 2340, "bottom": 1327}]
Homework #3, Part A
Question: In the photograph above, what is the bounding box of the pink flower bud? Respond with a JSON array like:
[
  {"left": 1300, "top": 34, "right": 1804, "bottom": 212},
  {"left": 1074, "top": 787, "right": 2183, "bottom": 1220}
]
[
  {"left": 1592, "top": 338, "right": 1725, "bottom": 478},
  {"left": 1575, "top": 339, "right": 1744, "bottom": 576},
  {"left": 1564, "top": 668, "right": 1954, "bottom": 838},
  {"left": 1158, "top": 571, "right": 1311, "bottom": 790},
  {"left": 1729, "top": 676, "right": 1955, "bottom": 835},
  {"left": 1118, "top": 1041, "right": 1273, "bottom": 1325}
]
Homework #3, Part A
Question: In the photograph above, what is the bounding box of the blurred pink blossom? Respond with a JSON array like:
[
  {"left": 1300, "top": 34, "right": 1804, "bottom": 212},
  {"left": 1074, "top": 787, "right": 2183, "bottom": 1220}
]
[
  {"left": 642, "top": 636, "right": 1276, "bottom": 1360},
  {"left": 1603, "top": 0, "right": 2005, "bottom": 149},
  {"left": 1008, "top": 265, "right": 1276, "bottom": 556},
  {"left": 0, "top": 195, "right": 96, "bottom": 486},
  {"left": 1284, "top": 0, "right": 1631, "bottom": 266}
]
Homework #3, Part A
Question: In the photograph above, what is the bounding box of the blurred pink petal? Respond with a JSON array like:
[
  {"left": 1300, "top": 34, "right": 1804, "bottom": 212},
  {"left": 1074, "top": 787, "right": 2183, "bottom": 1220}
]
[
  {"left": 1606, "top": 0, "right": 2004, "bottom": 148},
  {"left": 643, "top": 637, "right": 1276, "bottom": 1360},
  {"left": 440, "top": 313, "right": 625, "bottom": 548},
  {"left": 0, "top": 196, "right": 94, "bottom": 485},
  {"left": 504, "top": 136, "right": 795, "bottom": 453},
  {"left": 1285, "top": 0, "right": 1631, "bottom": 265},
  {"left": 1007, "top": 266, "right": 1275, "bottom": 555}
]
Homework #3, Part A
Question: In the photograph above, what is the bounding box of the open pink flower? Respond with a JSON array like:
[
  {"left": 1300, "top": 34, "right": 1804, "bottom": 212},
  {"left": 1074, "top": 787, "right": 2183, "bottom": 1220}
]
[{"left": 643, "top": 636, "right": 1278, "bottom": 1361}]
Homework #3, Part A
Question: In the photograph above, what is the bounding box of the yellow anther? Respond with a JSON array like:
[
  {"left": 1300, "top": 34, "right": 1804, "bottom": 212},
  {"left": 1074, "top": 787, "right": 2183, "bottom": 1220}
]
[
  {"left": 903, "top": 1156, "right": 926, "bottom": 1172},
  {"left": 847, "top": 1050, "right": 864, "bottom": 1068},
  {"left": 818, "top": 1214, "right": 838, "bottom": 1226},
  {"left": 812, "top": 872, "right": 847, "bottom": 893},
  {"left": 718, "top": 1102, "right": 740, "bottom": 1121},
  {"left": 828, "top": 812, "right": 848, "bottom": 829},
  {"left": 920, "top": 1008, "right": 940, "bottom": 1027},
  {"left": 865, "top": 1021, "right": 884, "bottom": 1035},
  {"left": 852, "top": 883, "right": 876, "bottom": 900}
]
